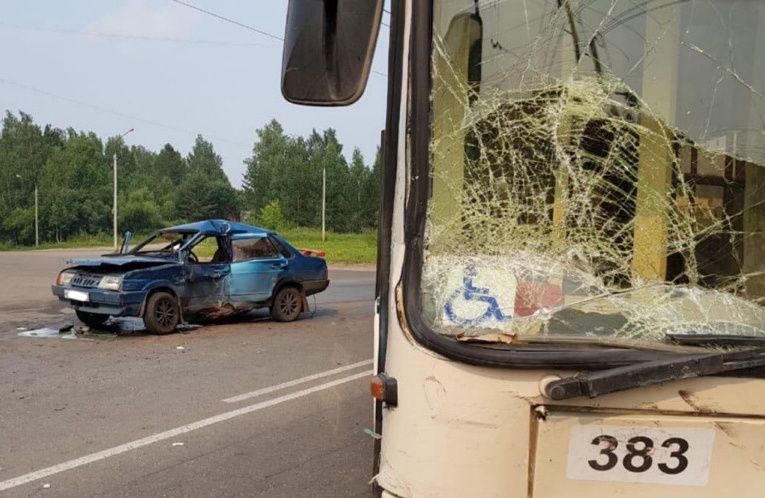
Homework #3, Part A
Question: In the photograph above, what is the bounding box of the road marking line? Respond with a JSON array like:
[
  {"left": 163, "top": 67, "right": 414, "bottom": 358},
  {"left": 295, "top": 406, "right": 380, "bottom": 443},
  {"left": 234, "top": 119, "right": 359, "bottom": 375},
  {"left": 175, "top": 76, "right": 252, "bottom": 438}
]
[
  {"left": 0, "top": 370, "right": 372, "bottom": 493},
  {"left": 223, "top": 359, "right": 373, "bottom": 403}
]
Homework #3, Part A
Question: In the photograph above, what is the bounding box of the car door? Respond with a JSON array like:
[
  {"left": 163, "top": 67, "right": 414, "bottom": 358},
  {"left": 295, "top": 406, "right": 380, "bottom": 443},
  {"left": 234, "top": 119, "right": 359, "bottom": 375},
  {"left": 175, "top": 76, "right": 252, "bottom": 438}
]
[
  {"left": 182, "top": 235, "right": 231, "bottom": 311},
  {"left": 228, "top": 234, "right": 287, "bottom": 303}
]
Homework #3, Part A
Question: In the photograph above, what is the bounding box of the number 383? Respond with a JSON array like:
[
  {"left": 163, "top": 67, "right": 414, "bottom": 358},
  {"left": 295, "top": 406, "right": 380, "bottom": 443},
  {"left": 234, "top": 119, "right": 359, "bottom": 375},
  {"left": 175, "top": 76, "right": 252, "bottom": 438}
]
[{"left": 588, "top": 435, "right": 690, "bottom": 474}]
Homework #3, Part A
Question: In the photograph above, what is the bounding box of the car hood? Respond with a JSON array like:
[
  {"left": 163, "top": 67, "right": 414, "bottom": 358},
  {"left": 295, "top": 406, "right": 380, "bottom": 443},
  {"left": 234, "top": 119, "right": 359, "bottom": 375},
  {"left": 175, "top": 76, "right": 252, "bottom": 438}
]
[{"left": 70, "top": 255, "right": 178, "bottom": 269}]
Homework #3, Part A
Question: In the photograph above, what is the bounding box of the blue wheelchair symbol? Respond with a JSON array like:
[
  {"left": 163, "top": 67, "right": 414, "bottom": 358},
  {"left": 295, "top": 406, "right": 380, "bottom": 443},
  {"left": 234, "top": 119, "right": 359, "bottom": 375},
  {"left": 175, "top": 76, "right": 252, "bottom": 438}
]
[{"left": 444, "top": 266, "right": 511, "bottom": 326}]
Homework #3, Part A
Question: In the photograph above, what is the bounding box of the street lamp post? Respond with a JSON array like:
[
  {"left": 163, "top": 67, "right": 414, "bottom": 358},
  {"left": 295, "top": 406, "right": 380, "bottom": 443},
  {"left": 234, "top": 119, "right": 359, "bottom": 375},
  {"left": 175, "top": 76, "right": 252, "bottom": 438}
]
[
  {"left": 34, "top": 184, "right": 38, "bottom": 247},
  {"left": 113, "top": 128, "right": 134, "bottom": 250},
  {"left": 322, "top": 166, "right": 326, "bottom": 243},
  {"left": 15, "top": 174, "right": 38, "bottom": 247}
]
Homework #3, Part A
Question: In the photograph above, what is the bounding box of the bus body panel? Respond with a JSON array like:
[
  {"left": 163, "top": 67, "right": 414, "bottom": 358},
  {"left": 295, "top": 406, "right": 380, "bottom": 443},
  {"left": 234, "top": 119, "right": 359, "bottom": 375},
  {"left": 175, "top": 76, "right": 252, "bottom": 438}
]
[{"left": 372, "top": 4, "right": 765, "bottom": 495}]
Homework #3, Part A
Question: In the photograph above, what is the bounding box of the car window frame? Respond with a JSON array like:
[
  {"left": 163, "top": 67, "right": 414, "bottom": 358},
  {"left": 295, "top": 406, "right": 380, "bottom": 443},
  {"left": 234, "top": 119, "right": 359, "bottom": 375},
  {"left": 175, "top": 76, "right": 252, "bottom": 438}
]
[
  {"left": 231, "top": 235, "right": 280, "bottom": 263},
  {"left": 269, "top": 236, "right": 294, "bottom": 259},
  {"left": 184, "top": 234, "right": 231, "bottom": 265}
]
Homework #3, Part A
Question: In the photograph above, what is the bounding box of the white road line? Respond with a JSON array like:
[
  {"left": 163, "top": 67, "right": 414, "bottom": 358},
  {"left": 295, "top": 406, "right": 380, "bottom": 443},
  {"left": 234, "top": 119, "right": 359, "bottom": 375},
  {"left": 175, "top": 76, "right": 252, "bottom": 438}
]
[
  {"left": 0, "top": 370, "right": 372, "bottom": 493},
  {"left": 223, "top": 359, "right": 373, "bottom": 403}
]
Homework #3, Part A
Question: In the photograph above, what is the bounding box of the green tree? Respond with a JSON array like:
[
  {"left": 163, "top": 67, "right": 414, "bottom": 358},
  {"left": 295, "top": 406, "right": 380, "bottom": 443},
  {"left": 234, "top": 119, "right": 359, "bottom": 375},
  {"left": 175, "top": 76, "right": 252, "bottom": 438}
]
[
  {"left": 242, "top": 119, "right": 290, "bottom": 216},
  {"left": 174, "top": 171, "right": 238, "bottom": 221},
  {"left": 154, "top": 143, "right": 186, "bottom": 186},
  {"left": 1, "top": 207, "right": 34, "bottom": 245},
  {"left": 306, "top": 129, "right": 351, "bottom": 232},
  {"left": 187, "top": 135, "right": 230, "bottom": 184},
  {"left": 105, "top": 135, "right": 137, "bottom": 194},
  {"left": 0, "top": 111, "right": 62, "bottom": 244},
  {"left": 119, "top": 187, "right": 165, "bottom": 234},
  {"left": 346, "top": 148, "right": 370, "bottom": 232},
  {"left": 253, "top": 199, "right": 289, "bottom": 231},
  {"left": 39, "top": 131, "right": 110, "bottom": 241},
  {"left": 362, "top": 148, "right": 382, "bottom": 229}
]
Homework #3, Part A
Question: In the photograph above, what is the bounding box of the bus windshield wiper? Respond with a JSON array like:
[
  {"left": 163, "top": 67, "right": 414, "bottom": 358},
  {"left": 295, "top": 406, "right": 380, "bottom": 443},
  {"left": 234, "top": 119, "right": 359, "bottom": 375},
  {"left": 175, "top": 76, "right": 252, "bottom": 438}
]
[
  {"left": 667, "top": 333, "right": 765, "bottom": 347},
  {"left": 543, "top": 347, "right": 765, "bottom": 400}
]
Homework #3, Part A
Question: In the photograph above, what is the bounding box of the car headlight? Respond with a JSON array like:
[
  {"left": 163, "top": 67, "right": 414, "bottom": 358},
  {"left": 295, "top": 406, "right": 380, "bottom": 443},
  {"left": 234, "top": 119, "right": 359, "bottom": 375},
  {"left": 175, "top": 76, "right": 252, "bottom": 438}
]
[
  {"left": 57, "top": 270, "right": 75, "bottom": 286},
  {"left": 98, "top": 275, "right": 123, "bottom": 291}
]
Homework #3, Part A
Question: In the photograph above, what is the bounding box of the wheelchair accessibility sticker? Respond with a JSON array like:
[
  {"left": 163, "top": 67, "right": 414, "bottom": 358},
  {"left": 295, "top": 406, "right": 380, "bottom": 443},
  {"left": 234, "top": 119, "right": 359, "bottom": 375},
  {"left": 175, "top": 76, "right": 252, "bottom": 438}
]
[{"left": 443, "top": 265, "right": 516, "bottom": 327}]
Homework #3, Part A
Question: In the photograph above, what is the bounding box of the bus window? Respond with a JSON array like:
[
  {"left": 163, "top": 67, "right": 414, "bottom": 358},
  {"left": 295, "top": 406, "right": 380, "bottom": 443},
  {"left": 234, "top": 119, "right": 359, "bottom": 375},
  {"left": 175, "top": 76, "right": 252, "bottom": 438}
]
[{"left": 422, "top": 0, "right": 765, "bottom": 344}]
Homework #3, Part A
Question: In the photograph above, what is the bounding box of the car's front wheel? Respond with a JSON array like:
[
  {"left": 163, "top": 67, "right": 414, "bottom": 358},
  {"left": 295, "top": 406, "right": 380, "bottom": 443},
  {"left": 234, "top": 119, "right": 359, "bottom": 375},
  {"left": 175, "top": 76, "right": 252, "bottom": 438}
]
[
  {"left": 270, "top": 287, "right": 303, "bottom": 322},
  {"left": 143, "top": 291, "right": 180, "bottom": 335},
  {"left": 75, "top": 310, "right": 109, "bottom": 328}
]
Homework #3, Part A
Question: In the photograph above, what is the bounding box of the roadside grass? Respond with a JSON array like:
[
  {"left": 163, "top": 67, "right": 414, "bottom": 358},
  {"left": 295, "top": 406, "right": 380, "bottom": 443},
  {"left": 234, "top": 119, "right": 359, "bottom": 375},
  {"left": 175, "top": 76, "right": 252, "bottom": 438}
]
[
  {"left": 279, "top": 227, "right": 377, "bottom": 264},
  {"left": 1, "top": 228, "right": 378, "bottom": 264},
  {"left": 0, "top": 233, "right": 115, "bottom": 252}
]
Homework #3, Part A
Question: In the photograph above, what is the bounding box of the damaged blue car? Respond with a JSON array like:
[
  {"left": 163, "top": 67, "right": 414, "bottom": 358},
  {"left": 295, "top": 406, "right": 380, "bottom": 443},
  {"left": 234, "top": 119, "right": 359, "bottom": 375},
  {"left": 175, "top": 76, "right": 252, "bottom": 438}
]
[{"left": 51, "top": 220, "right": 329, "bottom": 334}]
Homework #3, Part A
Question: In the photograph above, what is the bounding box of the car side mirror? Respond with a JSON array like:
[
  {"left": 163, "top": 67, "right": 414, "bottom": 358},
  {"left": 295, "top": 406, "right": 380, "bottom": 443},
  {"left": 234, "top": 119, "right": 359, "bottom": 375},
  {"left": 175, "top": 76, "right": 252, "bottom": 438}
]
[{"left": 281, "top": 0, "right": 383, "bottom": 106}]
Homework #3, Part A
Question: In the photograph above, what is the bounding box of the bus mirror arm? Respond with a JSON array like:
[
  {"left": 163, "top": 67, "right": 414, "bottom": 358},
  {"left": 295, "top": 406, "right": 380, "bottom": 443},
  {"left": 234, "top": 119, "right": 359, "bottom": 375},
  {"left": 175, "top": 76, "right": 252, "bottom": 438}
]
[{"left": 543, "top": 348, "right": 765, "bottom": 400}]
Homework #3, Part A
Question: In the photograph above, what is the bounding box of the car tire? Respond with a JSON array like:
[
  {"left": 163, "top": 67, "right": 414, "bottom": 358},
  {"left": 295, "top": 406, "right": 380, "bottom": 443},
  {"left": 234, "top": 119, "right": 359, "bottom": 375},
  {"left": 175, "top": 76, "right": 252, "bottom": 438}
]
[
  {"left": 270, "top": 286, "right": 303, "bottom": 322},
  {"left": 144, "top": 291, "right": 180, "bottom": 335},
  {"left": 75, "top": 310, "right": 109, "bottom": 328}
]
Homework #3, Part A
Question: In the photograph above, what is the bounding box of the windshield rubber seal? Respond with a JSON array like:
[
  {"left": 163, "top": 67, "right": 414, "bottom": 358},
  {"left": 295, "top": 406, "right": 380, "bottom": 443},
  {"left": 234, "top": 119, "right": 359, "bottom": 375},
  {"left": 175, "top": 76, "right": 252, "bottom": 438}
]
[{"left": 400, "top": 1, "right": 698, "bottom": 370}]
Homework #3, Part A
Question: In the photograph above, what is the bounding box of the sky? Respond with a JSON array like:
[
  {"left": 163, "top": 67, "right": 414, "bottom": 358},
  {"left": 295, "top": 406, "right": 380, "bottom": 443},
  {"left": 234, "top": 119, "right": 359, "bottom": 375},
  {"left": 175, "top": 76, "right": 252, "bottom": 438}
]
[{"left": 0, "top": 1, "right": 390, "bottom": 187}]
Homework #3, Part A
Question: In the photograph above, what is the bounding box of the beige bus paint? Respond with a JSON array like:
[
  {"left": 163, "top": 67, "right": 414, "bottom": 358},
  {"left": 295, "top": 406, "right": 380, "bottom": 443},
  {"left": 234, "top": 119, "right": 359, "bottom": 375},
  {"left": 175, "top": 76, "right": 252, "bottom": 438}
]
[
  {"left": 533, "top": 412, "right": 765, "bottom": 495},
  {"left": 377, "top": 316, "right": 765, "bottom": 497}
]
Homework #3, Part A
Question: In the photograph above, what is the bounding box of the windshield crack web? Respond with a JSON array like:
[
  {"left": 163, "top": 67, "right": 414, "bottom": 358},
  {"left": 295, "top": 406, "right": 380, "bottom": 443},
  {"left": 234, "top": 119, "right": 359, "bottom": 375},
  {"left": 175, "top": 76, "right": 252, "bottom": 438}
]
[{"left": 422, "top": 0, "right": 765, "bottom": 343}]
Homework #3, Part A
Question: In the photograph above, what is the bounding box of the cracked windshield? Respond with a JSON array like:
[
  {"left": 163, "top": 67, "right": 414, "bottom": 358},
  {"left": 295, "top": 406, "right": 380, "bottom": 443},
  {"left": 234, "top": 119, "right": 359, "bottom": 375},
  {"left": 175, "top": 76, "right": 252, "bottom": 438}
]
[{"left": 423, "top": 0, "right": 765, "bottom": 342}]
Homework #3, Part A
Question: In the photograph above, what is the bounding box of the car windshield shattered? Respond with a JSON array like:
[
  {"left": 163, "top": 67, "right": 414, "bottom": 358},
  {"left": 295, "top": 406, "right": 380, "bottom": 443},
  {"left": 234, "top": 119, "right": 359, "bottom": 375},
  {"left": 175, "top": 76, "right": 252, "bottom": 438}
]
[{"left": 422, "top": 0, "right": 765, "bottom": 344}]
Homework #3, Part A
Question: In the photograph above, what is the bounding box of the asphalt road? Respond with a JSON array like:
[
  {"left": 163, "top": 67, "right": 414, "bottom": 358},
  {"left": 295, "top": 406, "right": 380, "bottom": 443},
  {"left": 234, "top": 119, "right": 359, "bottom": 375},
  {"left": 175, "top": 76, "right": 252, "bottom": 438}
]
[{"left": 0, "top": 249, "right": 377, "bottom": 497}]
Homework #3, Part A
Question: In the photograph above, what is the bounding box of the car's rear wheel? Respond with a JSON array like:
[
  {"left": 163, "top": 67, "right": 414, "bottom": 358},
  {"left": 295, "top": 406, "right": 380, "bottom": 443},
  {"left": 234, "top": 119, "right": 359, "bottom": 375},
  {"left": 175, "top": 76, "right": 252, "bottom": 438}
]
[
  {"left": 270, "top": 287, "right": 302, "bottom": 322},
  {"left": 144, "top": 291, "right": 180, "bottom": 335},
  {"left": 75, "top": 310, "right": 109, "bottom": 328}
]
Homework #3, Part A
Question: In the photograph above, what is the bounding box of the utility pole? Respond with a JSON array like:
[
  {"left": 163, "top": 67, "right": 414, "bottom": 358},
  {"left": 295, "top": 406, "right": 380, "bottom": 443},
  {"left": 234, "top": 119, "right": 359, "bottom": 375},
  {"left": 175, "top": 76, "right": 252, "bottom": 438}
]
[
  {"left": 113, "top": 151, "right": 118, "bottom": 250},
  {"left": 113, "top": 128, "right": 134, "bottom": 250},
  {"left": 34, "top": 184, "right": 38, "bottom": 247},
  {"left": 322, "top": 166, "right": 326, "bottom": 243}
]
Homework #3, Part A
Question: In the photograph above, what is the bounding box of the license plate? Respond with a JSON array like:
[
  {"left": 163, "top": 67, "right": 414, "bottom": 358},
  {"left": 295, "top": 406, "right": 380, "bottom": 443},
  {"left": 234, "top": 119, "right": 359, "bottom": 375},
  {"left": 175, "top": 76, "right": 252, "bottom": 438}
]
[
  {"left": 567, "top": 425, "right": 715, "bottom": 486},
  {"left": 64, "top": 289, "right": 89, "bottom": 302}
]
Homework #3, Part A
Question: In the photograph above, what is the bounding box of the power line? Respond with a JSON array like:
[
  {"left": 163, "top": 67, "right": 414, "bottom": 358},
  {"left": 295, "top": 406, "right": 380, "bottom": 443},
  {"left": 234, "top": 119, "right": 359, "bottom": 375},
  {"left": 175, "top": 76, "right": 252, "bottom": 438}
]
[
  {"left": 169, "top": 0, "right": 283, "bottom": 41},
  {"left": 0, "top": 75, "right": 250, "bottom": 148},
  {"left": 0, "top": 23, "right": 276, "bottom": 48},
  {"left": 169, "top": 0, "right": 388, "bottom": 78}
]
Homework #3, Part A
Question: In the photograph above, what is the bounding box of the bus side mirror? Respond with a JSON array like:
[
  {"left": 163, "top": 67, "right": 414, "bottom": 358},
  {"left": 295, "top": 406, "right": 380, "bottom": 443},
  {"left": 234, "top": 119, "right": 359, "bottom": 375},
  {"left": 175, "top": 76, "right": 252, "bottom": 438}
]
[{"left": 281, "top": 0, "right": 383, "bottom": 106}]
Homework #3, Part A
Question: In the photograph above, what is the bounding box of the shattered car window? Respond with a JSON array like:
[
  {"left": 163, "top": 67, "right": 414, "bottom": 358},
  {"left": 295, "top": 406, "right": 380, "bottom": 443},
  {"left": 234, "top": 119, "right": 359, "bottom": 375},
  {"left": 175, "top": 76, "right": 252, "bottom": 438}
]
[{"left": 422, "top": 0, "right": 765, "bottom": 342}]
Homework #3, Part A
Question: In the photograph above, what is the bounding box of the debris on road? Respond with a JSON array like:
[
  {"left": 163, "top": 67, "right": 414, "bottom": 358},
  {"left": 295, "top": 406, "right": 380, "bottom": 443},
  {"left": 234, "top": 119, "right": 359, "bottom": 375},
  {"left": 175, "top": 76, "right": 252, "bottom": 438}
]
[
  {"left": 363, "top": 428, "right": 382, "bottom": 440},
  {"left": 18, "top": 327, "right": 117, "bottom": 341}
]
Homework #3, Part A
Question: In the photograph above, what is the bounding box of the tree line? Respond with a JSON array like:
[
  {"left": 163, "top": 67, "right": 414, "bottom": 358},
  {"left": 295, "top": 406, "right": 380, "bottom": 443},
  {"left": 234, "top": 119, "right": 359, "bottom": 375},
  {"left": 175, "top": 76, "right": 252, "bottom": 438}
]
[{"left": 0, "top": 111, "right": 380, "bottom": 247}]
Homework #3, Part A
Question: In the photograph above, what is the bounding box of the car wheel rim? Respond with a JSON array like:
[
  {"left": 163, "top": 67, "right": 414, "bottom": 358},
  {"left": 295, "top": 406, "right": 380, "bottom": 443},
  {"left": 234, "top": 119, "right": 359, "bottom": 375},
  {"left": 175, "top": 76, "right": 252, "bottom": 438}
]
[
  {"left": 279, "top": 291, "right": 300, "bottom": 318},
  {"left": 155, "top": 298, "right": 175, "bottom": 327}
]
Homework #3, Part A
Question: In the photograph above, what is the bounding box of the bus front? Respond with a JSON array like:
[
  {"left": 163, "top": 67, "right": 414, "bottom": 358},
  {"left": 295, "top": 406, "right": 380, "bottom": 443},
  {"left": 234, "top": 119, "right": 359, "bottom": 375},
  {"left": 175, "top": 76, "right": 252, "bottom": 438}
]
[{"left": 282, "top": 1, "right": 765, "bottom": 496}]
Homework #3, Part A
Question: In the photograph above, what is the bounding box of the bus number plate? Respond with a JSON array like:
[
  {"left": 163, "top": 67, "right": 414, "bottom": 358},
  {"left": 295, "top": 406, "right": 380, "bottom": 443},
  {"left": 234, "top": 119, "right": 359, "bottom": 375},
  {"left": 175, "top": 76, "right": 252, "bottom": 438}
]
[{"left": 567, "top": 425, "right": 715, "bottom": 486}]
